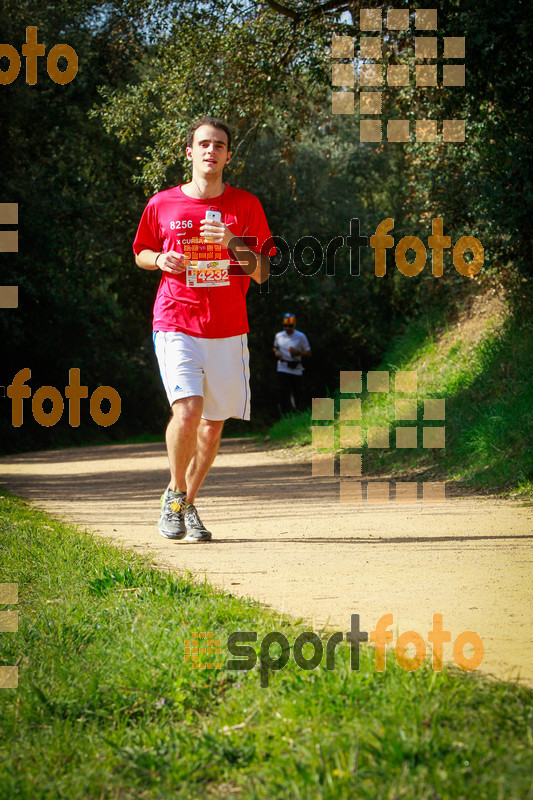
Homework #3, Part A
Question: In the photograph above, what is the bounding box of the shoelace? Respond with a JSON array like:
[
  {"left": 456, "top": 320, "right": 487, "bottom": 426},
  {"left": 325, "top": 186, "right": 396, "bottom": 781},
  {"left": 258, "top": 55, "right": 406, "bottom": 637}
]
[
  {"left": 165, "top": 494, "right": 185, "bottom": 521},
  {"left": 184, "top": 505, "right": 203, "bottom": 529}
]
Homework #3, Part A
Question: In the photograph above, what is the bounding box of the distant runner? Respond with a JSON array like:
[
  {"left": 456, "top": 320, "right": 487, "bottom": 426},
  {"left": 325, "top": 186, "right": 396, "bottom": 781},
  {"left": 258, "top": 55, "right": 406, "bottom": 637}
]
[
  {"left": 133, "top": 116, "right": 274, "bottom": 542},
  {"left": 273, "top": 313, "right": 311, "bottom": 414}
]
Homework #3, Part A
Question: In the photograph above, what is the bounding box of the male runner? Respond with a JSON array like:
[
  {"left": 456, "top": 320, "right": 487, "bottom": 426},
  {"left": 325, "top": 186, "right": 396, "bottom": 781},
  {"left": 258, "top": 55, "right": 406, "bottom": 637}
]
[
  {"left": 133, "top": 116, "right": 273, "bottom": 542},
  {"left": 273, "top": 313, "right": 311, "bottom": 413}
]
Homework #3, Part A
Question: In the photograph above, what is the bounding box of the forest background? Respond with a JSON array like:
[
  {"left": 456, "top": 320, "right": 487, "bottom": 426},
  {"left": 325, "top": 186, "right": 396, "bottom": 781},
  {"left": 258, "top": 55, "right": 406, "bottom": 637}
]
[{"left": 0, "top": 0, "right": 531, "bottom": 454}]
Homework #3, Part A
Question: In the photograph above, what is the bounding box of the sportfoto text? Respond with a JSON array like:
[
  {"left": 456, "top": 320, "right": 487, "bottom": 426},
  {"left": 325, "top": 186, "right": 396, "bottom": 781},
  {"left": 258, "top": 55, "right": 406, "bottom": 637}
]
[
  {"left": 234, "top": 217, "right": 484, "bottom": 287},
  {"left": 0, "top": 27, "right": 78, "bottom": 85},
  {"left": 6, "top": 368, "right": 121, "bottom": 427},
  {"left": 227, "top": 614, "right": 484, "bottom": 687}
]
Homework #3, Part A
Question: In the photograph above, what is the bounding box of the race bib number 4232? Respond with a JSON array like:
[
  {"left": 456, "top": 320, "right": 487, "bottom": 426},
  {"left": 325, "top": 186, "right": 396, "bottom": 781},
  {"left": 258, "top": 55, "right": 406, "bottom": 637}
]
[{"left": 186, "top": 260, "right": 231, "bottom": 288}]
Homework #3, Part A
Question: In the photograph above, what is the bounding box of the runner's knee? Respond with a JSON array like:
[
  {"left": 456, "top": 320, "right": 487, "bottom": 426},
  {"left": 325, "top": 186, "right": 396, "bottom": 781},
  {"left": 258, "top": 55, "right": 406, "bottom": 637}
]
[
  {"left": 171, "top": 396, "right": 203, "bottom": 426},
  {"left": 198, "top": 420, "right": 224, "bottom": 447}
]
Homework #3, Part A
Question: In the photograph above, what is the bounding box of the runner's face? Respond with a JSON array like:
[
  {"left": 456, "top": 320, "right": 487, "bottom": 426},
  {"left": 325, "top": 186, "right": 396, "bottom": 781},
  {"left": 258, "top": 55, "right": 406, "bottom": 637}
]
[{"left": 187, "top": 125, "right": 230, "bottom": 178}]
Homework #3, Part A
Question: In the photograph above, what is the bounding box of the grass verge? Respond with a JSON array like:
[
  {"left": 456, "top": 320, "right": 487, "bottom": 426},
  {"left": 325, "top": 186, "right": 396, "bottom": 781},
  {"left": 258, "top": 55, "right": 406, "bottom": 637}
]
[{"left": 1, "top": 492, "right": 532, "bottom": 798}]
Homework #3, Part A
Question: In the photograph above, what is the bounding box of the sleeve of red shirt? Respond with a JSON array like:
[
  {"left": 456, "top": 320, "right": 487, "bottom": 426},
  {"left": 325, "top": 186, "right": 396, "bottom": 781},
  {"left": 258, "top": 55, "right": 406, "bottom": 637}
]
[{"left": 132, "top": 199, "right": 161, "bottom": 255}]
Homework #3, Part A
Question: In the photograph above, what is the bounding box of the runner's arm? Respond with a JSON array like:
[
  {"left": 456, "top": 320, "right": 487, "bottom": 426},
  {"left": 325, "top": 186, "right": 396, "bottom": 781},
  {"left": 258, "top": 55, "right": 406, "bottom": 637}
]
[
  {"left": 273, "top": 339, "right": 284, "bottom": 360},
  {"left": 297, "top": 335, "right": 311, "bottom": 358},
  {"left": 289, "top": 336, "right": 311, "bottom": 358},
  {"left": 135, "top": 249, "right": 190, "bottom": 274},
  {"left": 228, "top": 237, "right": 270, "bottom": 284},
  {"left": 200, "top": 219, "right": 270, "bottom": 284}
]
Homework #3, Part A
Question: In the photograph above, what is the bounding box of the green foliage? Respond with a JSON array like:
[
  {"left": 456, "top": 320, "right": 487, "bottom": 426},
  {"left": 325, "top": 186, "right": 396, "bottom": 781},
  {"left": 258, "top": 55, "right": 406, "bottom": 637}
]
[
  {"left": 269, "top": 292, "right": 533, "bottom": 494},
  {"left": 1, "top": 0, "right": 530, "bottom": 455},
  {"left": 241, "top": 116, "right": 414, "bottom": 421},
  {"left": 364, "top": 299, "right": 533, "bottom": 493},
  {"left": 390, "top": 0, "right": 533, "bottom": 280},
  {"left": 0, "top": 0, "right": 168, "bottom": 454},
  {"left": 96, "top": 0, "right": 332, "bottom": 190}
]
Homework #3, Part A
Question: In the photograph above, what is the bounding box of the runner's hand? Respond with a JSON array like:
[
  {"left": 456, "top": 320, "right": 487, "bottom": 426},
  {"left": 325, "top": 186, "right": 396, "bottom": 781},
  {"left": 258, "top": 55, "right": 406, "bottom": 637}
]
[
  {"left": 199, "top": 219, "right": 231, "bottom": 246},
  {"left": 158, "top": 251, "right": 190, "bottom": 274}
]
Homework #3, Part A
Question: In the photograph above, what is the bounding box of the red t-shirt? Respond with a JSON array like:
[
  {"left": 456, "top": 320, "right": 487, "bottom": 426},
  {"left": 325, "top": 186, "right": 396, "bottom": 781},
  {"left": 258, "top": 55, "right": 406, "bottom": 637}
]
[{"left": 132, "top": 183, "right": 274, "bottom": 338}]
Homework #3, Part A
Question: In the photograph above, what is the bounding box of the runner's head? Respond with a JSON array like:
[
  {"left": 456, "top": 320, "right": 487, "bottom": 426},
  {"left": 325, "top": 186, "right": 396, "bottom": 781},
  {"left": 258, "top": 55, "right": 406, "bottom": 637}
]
[
  {"left": 186, "top": 117, "right": 232, "bottom": 177},
  {"left": 283, "top": 313, "right": 295, "bottom": 331},
  {"left": 187, "top": 117, "right": 232, "bottom": 151}
]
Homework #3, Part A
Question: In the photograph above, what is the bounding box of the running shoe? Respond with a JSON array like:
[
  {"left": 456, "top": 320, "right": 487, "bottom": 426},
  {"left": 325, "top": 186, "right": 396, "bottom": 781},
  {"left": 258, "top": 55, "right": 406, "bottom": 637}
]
[
  {"left": 158, "top": 488, "right": 187, "bottom": 539},
  {"left": 183, "top": 504, "right": 212, "bottom": 542}
]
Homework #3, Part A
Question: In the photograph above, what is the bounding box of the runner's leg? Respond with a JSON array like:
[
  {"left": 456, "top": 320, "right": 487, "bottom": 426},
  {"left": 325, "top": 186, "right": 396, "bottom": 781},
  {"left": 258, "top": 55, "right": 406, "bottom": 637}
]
[
  {"left": 278, "top": 372, "right": 291, "bottom": 415},
  {"left": 185, "top": 418, "right": 225, "bottom": 504},
  {"left": 166, "top": 395, "right": 203, "bottom": 493},
  {"left": 291, "top": 374, "right": 302, "bottom": 411}
]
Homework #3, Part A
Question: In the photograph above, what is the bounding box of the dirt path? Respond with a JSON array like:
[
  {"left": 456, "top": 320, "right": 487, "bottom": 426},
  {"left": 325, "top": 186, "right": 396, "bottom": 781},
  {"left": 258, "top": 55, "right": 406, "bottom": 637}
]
[{"left": 1, "top": 439, "right": 532, "bottom": 685}]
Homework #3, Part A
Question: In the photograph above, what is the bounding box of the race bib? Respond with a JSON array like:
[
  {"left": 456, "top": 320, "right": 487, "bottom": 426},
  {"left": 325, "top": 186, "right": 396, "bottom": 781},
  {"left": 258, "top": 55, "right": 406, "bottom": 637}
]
[
  {"left": 186, "top": 260, "right": 230, "bottom": 288},
  {"left": 183, "top": 237, "right": 230, "bottom": 288}
]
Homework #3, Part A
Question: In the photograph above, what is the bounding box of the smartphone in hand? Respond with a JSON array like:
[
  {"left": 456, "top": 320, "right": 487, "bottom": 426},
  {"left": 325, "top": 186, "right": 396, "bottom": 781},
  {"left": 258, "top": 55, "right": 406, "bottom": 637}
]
[
  {"left": 205, "top": 208, "right": 222, "bottom": 223},
  {"left": 204, "top": 208, "right": 222, "bottom": 242}
]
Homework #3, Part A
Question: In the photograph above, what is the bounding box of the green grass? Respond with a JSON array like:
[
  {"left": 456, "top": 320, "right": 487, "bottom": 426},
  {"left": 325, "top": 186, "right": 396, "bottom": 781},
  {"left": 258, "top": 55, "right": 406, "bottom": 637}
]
[
  {"left": 268, "top": 303, "right": 533, "bottom": 495},
  {"left": 1, "top": 493, "right": 533, "bottom": 799}
]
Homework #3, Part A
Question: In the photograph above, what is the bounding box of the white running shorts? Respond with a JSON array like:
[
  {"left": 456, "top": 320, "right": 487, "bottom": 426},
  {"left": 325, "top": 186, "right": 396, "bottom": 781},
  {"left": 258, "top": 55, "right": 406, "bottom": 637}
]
[{"left": 153, "top": 331, "right": 251, "bottom": 421}]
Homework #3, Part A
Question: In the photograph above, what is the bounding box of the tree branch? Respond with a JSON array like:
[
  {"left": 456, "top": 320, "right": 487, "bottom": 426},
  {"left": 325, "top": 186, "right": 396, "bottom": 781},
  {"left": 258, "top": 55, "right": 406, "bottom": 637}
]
[
  {"left": 262, "top": 0, "right": 300, "bottom": 21},
  {"left": 307, "top": 0, "right": 351, "bottom": 20},
  {"left": 263, "top": 0, "right": 381, "bottom": 23}
]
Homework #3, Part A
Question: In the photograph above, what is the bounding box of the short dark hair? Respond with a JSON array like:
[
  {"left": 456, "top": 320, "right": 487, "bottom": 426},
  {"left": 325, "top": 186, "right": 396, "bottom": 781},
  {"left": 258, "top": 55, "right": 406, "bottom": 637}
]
[{"left": 186, "top": 117, "right": 232, "bottom": 152}]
